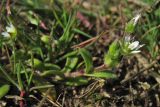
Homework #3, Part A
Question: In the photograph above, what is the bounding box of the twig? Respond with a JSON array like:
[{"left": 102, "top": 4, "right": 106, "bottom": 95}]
[
  {"left": 61, "top": 90, "right": 66, "bottom": 107},
  {"left": 37, "top": 88, "right": 50, "bottom": 107},
  {"left": 75, "top": 80, "right": 99, "bottom": 99},
  {"left": 29, "top": 85, "right": 54, "bottom": 92},
  {"left": 46, "top": 98, "right": 62, "bottom": 107},
  {"left": 121, "top": 55, "right": 160, "bottom": 85},
  {"left": 29, "top": 77, "right": 61, "bottom": 106},
  {"left": 94, "top": 64, "right": 108, "bottom": 71}
]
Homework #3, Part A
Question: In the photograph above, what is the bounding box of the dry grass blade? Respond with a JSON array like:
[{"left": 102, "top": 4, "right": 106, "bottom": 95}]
[
  {"left": 37, "top": 88, "right": 62, "bottom": 107},
  {"left": 71, "top": 30, "right": 108, "bottom": 49}
]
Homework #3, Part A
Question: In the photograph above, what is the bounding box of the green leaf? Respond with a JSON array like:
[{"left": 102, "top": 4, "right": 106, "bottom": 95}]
[
  {"left": 44, "top": 63, "right": 61, "bottom": 70},
  {"left": 108, "top": 41, "right": 119, "bottom": 56},
  {"left": 58, "top": 13, "right": 75, "bottom": 48},
  {"left": 104, "top": 41, "right": 120, "bottom": 67},
  {"left": 40, "top": 63, "right": 62, "bottom": 76},
  {"left": 0, "top": 84, "right": 10, "bottom": 99},
  {"left": 79, "top": 48, "right": 93, "bottom": 73},
  {"left": 85, "top": 72, "right": 117, "bottom": 78},
  {"left": 73, "top": 28, "right": 92, "bottom": 38},
  {"left": 61, "top": 56, "right": 78, "bottom": 73},
  {"left": 65, "top": 77, "right": 88, "bottom": 86},
  {"left": 0, "top": 66, "right": 19, "bottom": 89},
  {"left": 27, "top": 11, "right": 40, "bottom": 26},
  {"left": 16, "top": 62, "right": 24, "bottom": 91},
  {"left": 40, "top": 70, "right": 63, "bottom": 77},
  {"left": 56, "top": 50, "right": 78, "bottom": 63},
  {"left": 28, "top": 15, "right": 39, "bottom": 25},
  {"left": 104, "top": 53, "right": 119, "bottom": 67}
]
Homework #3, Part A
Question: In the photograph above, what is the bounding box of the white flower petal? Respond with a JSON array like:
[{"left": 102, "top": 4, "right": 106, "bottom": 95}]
[
  {"left": 128, "top": 41, "right": 139, "bottom": 50},
  {"left": 1, "top": 32, "right": 10, "bottom": 38},
  {"left": 6, "top": 26, "right": 11, "bottom": 32},
  {"left": 139, "top": 44, "right": 145, "bottom": 48},
  {"left": 135, "top": 44, "right": 145, "bottom": 50},
  {"left": 131, "top": 50, "right": 141, "bottom": 54}
]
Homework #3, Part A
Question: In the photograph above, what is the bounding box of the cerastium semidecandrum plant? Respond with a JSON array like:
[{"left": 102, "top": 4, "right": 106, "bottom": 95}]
[
  {"left": 104, "top": 14, "right": 144, "bottom": 68},
  {"left": 0, "top": 12, "right": 144, "bottom": 105}
]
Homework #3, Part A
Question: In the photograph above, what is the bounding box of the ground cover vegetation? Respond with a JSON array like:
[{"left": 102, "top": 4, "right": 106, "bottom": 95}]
[{"left": 0, "top": 0, "right": 160, "bottom": 107}]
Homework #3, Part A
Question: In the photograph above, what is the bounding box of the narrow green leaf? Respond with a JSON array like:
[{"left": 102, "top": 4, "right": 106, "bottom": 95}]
[
  {"left": 58, "top": 13, "right": 75, "bottom": 47},
  {"left": 0, "top": 66, "right": 19, "bottom": 89},
  {"left": 85, "top": 72, "right": 117, "bottom": 78},
  {"left": 16, "top": 62, "right": 24, "bottom": 91},
  {"left": 79, "top": 48, "right": 93, "bottom": 73},
  {"left": 40, "top": 70, "right": 63, "bottom": 77},
  {"left": 53, "top": 8, "right": 64, "bottom": 28},
  {"left": 61, "top": 56, "right": 78, "bottom": 73},
  {"left": 65, "top": 77, "right": 88, "bottom": 86},
  {"left": 40, "top": 63, "right": 61, "bottom": 76},
  {"left": 44, "top": 63, "right": 61, "bottom": 70},
  {"left": 73, "top": 28, "right": 92, "bottom": 38},
  {"left": 55, "top": 50, "right": 78, "bottom": 63}
]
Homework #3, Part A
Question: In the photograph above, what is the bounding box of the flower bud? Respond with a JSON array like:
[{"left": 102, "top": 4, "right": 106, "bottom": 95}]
[
  {"left": 28, "top": 58, "right": 44, "bottom": 69},
  {"left": 40, "top": 35, "right": 51, "bottom": 44},
  {"left": 125, "top": 14, "right": 141, "bottom": 34}
]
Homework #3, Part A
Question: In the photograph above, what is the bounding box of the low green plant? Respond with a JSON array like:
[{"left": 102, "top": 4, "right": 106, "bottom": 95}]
[{"left": 0, "top": 0, "right": 154, "bottom": 102}]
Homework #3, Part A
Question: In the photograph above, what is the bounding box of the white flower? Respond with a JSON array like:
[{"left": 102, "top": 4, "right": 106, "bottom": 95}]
[
  {"left": 128, "top": 41, "right": 144, "bottom": 54},
  {"left": 1, "top": 32, "right": 10, "bottom": 38},
  {"left": 131, "top": 14, "right": 141, "bottom": 26},
  {"left": 6, "top": 24, "right": 16, "bottom": 33},
  {"left": 121, "top": 36, "right": 144, "bottom": 55},
  {"left": 1, "top": 23, "right": 17, "bottom": 39}
]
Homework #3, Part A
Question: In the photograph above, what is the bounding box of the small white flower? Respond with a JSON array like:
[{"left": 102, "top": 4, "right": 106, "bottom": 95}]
[
  {"left": 128, "top": 41, "right": 139, "bottom": 50},
  {"left": 1, "top": 32, "right": 10, "bottom": 38},
  {"left": 122, "top": 36, "right": 144, "bottom": 55},
  {"left": 1, "top": 23, "right": 17, "bottom": 39},
  {"left": 6, "top": 24, "right": 16, "bottom": 33},
  {"left": 132, "top": 14, "right": 141, "bottom": 26}
]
